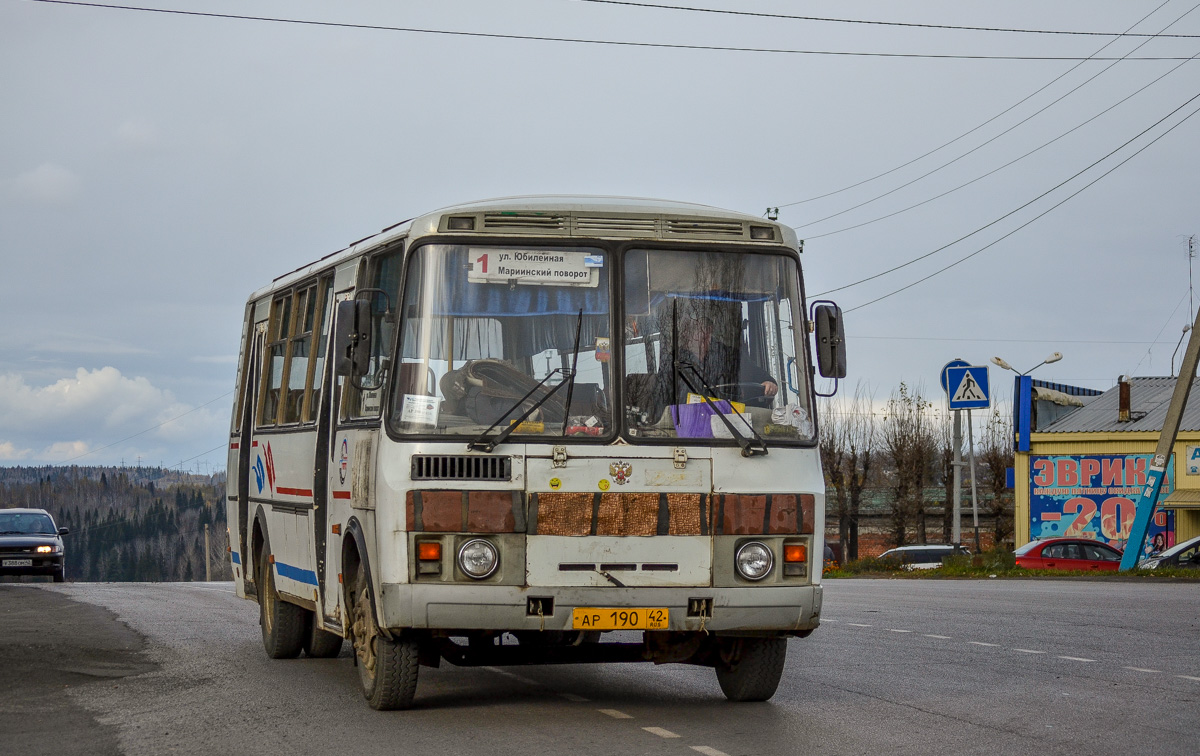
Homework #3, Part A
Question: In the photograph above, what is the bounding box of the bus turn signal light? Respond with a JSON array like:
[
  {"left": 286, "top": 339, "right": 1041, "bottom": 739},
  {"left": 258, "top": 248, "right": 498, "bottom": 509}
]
[
  {"left": 418, "top": 542, "right": 442, "bottom": 561},
  {"left": 783, "top": 544, "right": 806, "bottom": 563}
]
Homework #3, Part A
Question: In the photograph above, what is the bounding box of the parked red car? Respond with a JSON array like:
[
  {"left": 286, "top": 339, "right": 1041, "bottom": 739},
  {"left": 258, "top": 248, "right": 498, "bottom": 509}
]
[{"left": 1015, "top": 538, "right": 1123, "bottom": 571}]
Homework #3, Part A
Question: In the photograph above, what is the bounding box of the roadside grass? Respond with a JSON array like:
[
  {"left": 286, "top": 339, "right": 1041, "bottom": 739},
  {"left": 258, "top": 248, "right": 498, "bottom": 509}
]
[{"left": 823, "top": 551, "right": 1200, "bottom": 580}]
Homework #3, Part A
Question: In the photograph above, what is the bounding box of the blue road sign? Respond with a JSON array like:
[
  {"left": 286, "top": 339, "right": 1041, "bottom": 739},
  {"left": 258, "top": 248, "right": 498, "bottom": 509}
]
[
  {"left": 946, "top": 365, "right": 991, "bottom": 410},
  {"left": 940, "top": 359, "right": 969, "bottom": 393}
]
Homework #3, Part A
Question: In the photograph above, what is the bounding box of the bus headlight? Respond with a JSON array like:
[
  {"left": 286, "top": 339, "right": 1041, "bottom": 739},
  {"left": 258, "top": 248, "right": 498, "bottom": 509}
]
[
  {"left": 458, "top": 539, "right": 499, "bottom": 579},
  {"left": 735, "top": 541, "right": 773, "bottom": 581}
]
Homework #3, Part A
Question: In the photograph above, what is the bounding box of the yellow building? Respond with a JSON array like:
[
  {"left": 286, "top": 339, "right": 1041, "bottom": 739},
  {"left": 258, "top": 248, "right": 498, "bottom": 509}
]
[{"left": 1013, "top": 377, "right": 1200, "bottom": 556}]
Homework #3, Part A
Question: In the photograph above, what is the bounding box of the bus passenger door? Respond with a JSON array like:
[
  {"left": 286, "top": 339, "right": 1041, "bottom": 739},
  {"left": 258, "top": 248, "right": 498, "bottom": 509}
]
[{"left": 235, "top": 321, "right": 266, "bottom": 596}]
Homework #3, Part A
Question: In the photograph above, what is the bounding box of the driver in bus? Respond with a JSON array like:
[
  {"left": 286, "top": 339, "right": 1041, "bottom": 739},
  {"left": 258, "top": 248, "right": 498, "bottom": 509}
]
[{"left": 662, "top": 314, "right": 777, "bottom": 406}]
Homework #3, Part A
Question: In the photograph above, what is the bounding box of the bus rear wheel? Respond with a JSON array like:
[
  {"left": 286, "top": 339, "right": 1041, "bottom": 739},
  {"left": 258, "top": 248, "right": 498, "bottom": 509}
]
[
  {"left": 258, "top": 550, "right": 305, "bottom": 659},
  {"left": 714, "top": 637, "right": 787, "bottom": 702},
  {"left": 349, "top": 563, "right": 418, "bottom": 710},
  {"left": 304, "top": 616, "right": 344, "bottom": 658}
]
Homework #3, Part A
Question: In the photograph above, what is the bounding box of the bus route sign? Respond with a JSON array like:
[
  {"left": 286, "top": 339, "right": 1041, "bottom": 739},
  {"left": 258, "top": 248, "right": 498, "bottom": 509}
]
[{"left": 468, "top": 248, "right": 599, "bottom": 287}]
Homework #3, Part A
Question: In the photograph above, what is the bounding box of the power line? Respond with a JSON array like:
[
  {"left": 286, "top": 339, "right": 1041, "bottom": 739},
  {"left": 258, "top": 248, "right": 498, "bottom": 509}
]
[
  {"left": 25, "top": 1, "right": 1200, "bottom": 61},
  {"left": 806, "top": 35, "right": 1200, "bottom": 240},
  {"left": 574, "top": 0, "right": 1200, "bottom": 38},
  {"left": 56, "top": 391, "right": 233, "bottom": 465},
  {"left": 816, "top": 86, "right": 1200, "bottom": 299},
  {"left": 1126, "top": 289, "right": 1191, "bottom": 376},
  {"left": 843, "top": 93, "right": 1200, "bottom": 313},
  {"left": 776, "top": 0, "right": 1177, "bottom": 209}
]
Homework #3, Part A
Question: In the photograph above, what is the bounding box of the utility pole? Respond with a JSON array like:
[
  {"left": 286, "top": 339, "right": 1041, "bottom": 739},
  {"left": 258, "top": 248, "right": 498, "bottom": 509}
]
[
  {"left": 952, "top": 410, "right": 962, "bottom": 546},
  {"left": 967, "top": 410, "right": 981, "bottom": 552},
  {"left": 204, "top": 523, "right": 211, "bottom": 582},
  {"left": 1120, "top": 301, "right": 1200, "bottom": 569}
]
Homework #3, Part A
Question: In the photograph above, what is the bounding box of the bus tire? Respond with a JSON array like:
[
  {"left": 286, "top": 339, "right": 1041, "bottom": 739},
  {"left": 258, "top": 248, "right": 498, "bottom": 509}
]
[
  {"left": 714, "top": 637, "right": 787, "bottom": 702},
  {"left": 350, "top": 564, "right": 418, "bottom": 710},
  {"left": 258, "top": 550, "right": 304, "bottom": 659},
  {"left": 304, "top": 618, "right": 344, "bottom": 658}
]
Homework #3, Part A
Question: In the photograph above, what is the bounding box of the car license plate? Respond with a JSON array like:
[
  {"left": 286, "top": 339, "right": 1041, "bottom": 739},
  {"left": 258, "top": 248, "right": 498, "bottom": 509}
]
[
  {"left": 2, "top": 558, "right": 33, "bottom": 567},
  {"left": 572, "top": 607, "right": 669, "bottom": 630}
]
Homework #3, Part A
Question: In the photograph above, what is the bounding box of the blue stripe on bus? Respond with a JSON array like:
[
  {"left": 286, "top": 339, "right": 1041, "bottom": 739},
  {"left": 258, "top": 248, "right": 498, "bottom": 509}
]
[
  {"left": 275, "top": 561, "right": 318, "bottom": 586},
  {"left": 230, "top": 551, "right": 241, "bottom": 565}
]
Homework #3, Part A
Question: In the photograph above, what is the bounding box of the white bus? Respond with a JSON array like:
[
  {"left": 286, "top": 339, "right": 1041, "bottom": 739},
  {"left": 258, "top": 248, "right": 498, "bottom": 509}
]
[{"left": 226, "top": 196, "right": 846, "bottom": 710}]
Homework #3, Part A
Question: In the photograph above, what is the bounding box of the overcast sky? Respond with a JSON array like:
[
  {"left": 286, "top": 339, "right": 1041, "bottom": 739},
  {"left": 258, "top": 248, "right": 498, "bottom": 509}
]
[{"left": 2, "top": 0, "right": 1199, "bottom": 470}]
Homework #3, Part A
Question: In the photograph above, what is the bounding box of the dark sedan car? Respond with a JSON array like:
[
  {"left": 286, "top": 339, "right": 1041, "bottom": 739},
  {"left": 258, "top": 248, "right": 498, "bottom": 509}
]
[
  {"left": 0, "top": 508, "right": 68, "bottom": 582},
  {"left": 1137, "top": 534, "right": 1200, "bottom": 570},
  {"left": 1014, "top": 537, "right": 1122, "bottom": 572}
]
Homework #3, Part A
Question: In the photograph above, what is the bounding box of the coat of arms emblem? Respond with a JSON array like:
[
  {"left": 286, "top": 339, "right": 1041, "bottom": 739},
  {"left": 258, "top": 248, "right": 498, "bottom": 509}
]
[{"left": 609, "top": 461, "right": 632, "bottom": 485}]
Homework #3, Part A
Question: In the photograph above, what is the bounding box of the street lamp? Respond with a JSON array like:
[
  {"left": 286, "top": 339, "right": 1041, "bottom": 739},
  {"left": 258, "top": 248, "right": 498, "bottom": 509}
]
[{"left": 991, "top": 352, "right": 1062, "bottom": 377}]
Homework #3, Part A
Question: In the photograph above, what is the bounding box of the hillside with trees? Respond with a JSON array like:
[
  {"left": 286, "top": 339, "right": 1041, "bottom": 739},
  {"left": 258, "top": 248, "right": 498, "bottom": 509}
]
[{"left": 0, "top": 466, "right": 230, "bottom": 583}]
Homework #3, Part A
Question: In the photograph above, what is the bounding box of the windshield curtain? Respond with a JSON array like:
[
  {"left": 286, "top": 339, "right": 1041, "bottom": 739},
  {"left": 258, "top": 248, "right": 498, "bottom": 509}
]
[
  {"left": 621, "top": 248, "right": 813, "bottom": 444},
  {"left": 389, "top": 244, "right": 614, "bottom": 438}
]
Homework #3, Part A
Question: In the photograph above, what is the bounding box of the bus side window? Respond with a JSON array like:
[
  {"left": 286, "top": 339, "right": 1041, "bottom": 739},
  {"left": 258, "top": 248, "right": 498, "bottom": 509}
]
[{"left": 259, "top": 293, "right": 292, "bottom": 426}]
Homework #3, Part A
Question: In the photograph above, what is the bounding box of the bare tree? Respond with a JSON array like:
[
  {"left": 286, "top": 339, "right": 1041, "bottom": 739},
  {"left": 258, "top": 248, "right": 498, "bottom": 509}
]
[
  {"left": 977, "top": 406, "right": 1015, "bottom": 549},
  {"left": 881, "top": 383, "right": 936, "bottom": 546},
  {"left": 818, "top": 384, "right": 877, "bottom": 561}
]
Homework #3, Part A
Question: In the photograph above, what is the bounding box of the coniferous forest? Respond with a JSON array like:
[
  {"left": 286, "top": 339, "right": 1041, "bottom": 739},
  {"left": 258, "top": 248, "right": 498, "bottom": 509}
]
[{"left": 0, "top": 466, "right": 231, "bottom": 582}]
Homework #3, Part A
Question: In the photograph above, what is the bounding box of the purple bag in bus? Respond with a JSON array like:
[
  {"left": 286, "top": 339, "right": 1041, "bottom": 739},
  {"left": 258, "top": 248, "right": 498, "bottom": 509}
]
[{"left": 670, "top": 400, "right": 732, "bottom": 438}]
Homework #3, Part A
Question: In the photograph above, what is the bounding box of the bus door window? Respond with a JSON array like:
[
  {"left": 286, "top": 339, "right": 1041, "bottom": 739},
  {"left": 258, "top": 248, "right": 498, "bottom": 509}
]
[
  {"left": 346, "top": 247, "right": 404, "bottom": 420},
  {"left": 306, "top": 277, "right": 335, "bottom": 423}
]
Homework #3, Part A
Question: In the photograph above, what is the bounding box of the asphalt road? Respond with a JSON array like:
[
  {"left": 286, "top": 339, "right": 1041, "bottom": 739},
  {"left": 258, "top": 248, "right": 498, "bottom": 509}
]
[{"left": 2, "top": 579, "right": 1197, "bottom": 756}]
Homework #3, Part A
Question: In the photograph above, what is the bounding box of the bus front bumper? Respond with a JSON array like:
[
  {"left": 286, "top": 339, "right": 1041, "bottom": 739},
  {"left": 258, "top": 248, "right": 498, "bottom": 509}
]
[{"left": 377, "top": 583, "right": 822, "bottom": 635}]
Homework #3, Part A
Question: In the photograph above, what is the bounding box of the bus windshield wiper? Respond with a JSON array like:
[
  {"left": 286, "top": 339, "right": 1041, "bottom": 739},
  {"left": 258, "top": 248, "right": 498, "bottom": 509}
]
[
  {"left": 669, "top": 300, "right": 766, "bottom": 457},
  {"left": 466, "top": 369, "right": 574, "bottom": 453},
  {"left": 676, "top": 360, "right": 768, "bottom": 457},
  {"left": 467, "top": 309, "right": 583, "bottom": 453}
]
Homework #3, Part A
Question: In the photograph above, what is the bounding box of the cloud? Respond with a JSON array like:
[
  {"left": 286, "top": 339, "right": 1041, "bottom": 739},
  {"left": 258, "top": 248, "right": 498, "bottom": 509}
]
[
  {"left": 116, "top": 118, "right": 160, "bottom": 148},
  {"left": 0, "top": 441, "right": 32, "bottom": 461},
  {"left": 7, "top": 163, "right": 81, "bottom": 204},
  {"left": 0, "top": 368, "right": 226, "bottom": 466}
]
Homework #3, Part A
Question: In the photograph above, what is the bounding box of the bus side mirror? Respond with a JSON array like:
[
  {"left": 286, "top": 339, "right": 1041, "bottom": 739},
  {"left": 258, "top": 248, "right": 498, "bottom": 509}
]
[
  {"left": 334, "top": 299, "right": 373, "bottom": 378},
  {"left": 813, "top": 302, "right": 847, "bottom": 379}
]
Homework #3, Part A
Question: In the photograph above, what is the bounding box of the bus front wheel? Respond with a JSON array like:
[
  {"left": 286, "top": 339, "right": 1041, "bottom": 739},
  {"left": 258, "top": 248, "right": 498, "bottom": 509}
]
[
  {"left": 714, "top": 637, "right": 787, "bottom": 702},
  {"left": 349, "top": 563, "right": 418, "bottom": 710},
  {"left": 258, "top": 550, "right": 305, "bottom": 659}
]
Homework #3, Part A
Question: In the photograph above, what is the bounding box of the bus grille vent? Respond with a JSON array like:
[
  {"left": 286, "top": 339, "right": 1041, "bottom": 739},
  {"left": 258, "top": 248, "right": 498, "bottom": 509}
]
[
  {"left": 411, "top": 455, "right": 512, "bottom": 481},
  {"left": 666, "top": 219, "right": 745, "bottom": 237},
  {"left": 574, "top": 216, "right": 659, "bottom": 235},
  {"left": 482, "top": 213, "right": 567, "bottom": 231}
]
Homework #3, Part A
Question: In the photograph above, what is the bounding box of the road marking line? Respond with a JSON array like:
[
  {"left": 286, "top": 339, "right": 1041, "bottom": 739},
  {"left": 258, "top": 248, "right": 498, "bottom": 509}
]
[
  {"left": 1012, "top": 649, "right": 1046, "bottom": 654},
  {"left": 969, "top": 642, "right": 1000, "bottom": 647},
  {"left": 847, "top": 623, "right": 872, "bottom": 627},
  {"left": 888, "top": 629, "right": 912, "bottom": 633},
  {"left": 823, "top": 618, "right": 838, "bottom": 622},
  {"left": 1177, "top": 675, "right": 1200, "bottom": 682},
  {"left": 924, "top": 634, "right": 952, "bottom": 639},
  {"left": 599, "top": 709, "right": 633, "bottom": 719},
  {"left": 1123, "top": 666, "right": 1161, "bottom": 674},
  {"left": 691, "top": 747, "right": 731, "bottom": 756},
  {"left": 561, "top": 693, "right": 589, "bottom": 702},
  {"left": 1057, "top": 656, "right": 1096, "bottom": 663},
  {"left": 484, "top": 667, "right": 542, "bottom": 686},
  {"left": 643, "top": 727, "right": 681, "bottom": 738}
]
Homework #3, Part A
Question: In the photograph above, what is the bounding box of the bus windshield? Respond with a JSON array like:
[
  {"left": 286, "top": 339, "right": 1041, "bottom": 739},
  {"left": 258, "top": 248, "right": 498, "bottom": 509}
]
[
  {"left": 389, "top": 244, "right": 614, "bottom": 438},
  {"left": 621, "top": 248, "right": 813, "bottom": 443}
]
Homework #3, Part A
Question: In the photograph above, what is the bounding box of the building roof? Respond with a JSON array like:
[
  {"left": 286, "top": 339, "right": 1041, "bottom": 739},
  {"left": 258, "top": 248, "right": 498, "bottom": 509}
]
[{"left": 1037, "top": 376, "right": 1200, "bottom": 433}]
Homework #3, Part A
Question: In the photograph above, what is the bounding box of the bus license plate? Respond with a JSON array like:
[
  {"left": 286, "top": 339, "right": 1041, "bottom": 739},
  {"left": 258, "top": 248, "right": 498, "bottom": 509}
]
[
  {"left": 572, "top": 607, "right": 669, "bottom": 630},
  {"left": 2, "top": 559, "right": 33, "bottom": 567}
]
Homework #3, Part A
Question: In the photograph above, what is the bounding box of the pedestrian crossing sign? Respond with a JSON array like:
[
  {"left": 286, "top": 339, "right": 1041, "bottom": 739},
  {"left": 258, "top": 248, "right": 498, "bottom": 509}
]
[{"left": 946, "top": 365, "right": 990, "bottom": 410}]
